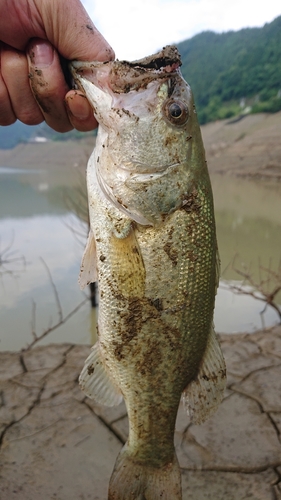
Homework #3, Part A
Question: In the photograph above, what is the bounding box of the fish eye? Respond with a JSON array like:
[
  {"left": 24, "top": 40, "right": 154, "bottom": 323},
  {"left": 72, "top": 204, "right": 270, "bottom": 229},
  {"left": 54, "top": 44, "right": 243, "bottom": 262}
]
[{"left": 163, "top": 99, "right": 189, "bottom": 126}]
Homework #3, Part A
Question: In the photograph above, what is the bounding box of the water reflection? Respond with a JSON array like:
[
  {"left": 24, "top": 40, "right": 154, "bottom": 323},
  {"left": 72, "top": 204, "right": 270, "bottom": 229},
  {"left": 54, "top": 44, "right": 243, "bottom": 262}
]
[
  {"left": 0, "top": 167, "right": 280, "bottom": 350},
  {"left": 212, "top": 175, "right": 281, "bottom": 280}
]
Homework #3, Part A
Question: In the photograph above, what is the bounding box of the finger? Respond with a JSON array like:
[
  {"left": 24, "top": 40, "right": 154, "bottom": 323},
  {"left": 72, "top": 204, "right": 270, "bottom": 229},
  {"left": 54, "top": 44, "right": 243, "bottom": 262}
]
[
  {"left": 0, "top": 68, "right": 16, "bottom": 126},
  {"left": 27, "top": 38, "right": 73, "bottom": 133},
  {"left": 1, "top": 44, "right": 43, "bottom": 125},
  {"left": 65, "top": 90, "right": 98, "bottom": 132},
  {"left": 1, "top": 0, "right": 115, "bottom": 63}
]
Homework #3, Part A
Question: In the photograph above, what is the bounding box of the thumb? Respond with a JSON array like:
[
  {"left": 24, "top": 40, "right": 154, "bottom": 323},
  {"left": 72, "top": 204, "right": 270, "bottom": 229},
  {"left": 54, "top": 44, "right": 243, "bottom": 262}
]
[{"left": 33, "top": 0, "right": 114, "bottom": 62}]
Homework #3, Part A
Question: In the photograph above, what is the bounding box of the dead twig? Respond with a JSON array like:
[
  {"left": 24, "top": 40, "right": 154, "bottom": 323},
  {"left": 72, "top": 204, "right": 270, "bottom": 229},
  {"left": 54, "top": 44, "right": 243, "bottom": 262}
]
[
  {"left": 23, "top": 295, "right": 89, "bottom": 351},
  {"left": 223, "top": 258, "right": 281, "bottom": 325},
  {"left": 40, "top": 258, "right": 63, "bottom": 323},
  {"left": 23, "top": 257, "right": 93, "bottom": 351},
  {"left": 0, "top": 233, "right": 26, "bottom": 277}
]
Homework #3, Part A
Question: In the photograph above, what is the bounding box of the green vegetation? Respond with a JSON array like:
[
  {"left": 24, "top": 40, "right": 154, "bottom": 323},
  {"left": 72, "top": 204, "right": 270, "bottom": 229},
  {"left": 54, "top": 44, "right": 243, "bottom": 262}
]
[{"left": 178, "top": 15, "right": 281, "bottom": 123}]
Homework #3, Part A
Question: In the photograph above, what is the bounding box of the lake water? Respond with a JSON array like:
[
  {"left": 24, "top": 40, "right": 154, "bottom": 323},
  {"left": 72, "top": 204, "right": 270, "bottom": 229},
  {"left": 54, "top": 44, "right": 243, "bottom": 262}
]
[{"left": 0, "top": 165, "right": 280, "bottom": 351}]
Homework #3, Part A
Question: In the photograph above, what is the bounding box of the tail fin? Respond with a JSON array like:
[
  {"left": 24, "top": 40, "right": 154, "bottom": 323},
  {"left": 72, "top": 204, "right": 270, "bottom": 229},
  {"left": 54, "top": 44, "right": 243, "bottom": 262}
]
[{"left": 108, "top": 446, "right": 182, "bottom": 500}]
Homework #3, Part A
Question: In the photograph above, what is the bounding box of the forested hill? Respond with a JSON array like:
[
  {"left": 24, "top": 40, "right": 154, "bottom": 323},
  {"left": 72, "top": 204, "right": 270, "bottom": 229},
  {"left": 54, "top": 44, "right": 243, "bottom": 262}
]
[{"left": 178, "top": 15, "right": 281, "bottom": 123}]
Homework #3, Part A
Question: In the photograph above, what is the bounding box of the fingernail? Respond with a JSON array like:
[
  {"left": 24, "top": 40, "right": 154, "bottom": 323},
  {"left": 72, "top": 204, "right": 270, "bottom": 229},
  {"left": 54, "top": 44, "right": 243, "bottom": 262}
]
[
  {"left": 29, "top": 40, "right": 54, "bottom": 68},
  {"left": 66, "top": 94, "right": 91, "bottom": 120}
]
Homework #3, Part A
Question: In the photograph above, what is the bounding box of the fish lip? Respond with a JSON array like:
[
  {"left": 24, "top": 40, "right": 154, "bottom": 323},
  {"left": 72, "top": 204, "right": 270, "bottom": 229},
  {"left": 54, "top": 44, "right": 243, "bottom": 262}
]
[
  {"left": 69, "top": 46, "right": 182, "bottom": 94},
  {"left": 70, "top": 45, "right": 181, "bottom": 72},
  {"left": 122, "top": 45, "right": 182, "bottom": 71}
]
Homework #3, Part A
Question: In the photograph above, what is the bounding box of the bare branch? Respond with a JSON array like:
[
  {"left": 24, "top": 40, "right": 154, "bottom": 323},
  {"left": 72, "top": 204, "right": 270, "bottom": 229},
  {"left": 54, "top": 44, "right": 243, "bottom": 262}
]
[
  {"left": 223, "top": 258, "right": 281, "bottom": 325},
  {"left": 0, "top": 233, "right": 26, "bottom": 277},
  {"left": 40, "top": 257, "right": 63, "bottom": 323},
  {"left": 23, "top": 295, "right": 90, "bottom": 351},
  {"left": 30, "top": 300, "right": 37, "bottom": 341},
  {"left": 22, "top": 256, "right": 97, "bottom": 350}
]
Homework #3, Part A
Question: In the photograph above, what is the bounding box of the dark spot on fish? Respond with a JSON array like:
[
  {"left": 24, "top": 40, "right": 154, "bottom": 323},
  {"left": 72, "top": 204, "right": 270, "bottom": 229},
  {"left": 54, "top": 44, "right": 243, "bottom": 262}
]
[
  {"left": 114, "top": 344, "right": 125, "bottom": 361},
  {"left": 181, "top": 188, "right": 201, "bottom": 214},
  {"left": 97, "top": 156, "right": 99, "bottom": 163},
  {"left": 100, "top": 255, "right": 106, "bottom": 262},
  {"left": 121, "top": 297, "right": 143, "bottom": 342},
  {"left": 122, "top": 108, "right": 131, "bottom": 116},
  {"left": 115, "top": 196, "right": 128, "bottom": 209},
  {"left": 124, "top": 83, "right": 131, "bottom": 93},
  {"left": 168, "top": 226, "right": 174, "bottom": 238},
  {"left": 87, "top": 364, "right": 95, "bottom": 375},
  {"left": 150, "top": 298, "right": 163, "bottom": 311},
  {"left": 164, "top": 135, "right": 174, "bottom": 147},
  {"left": 136, "top": 340, "right": 162, "bottom": 376},
  {"left": 86, "top": 24, "right": 94, "bottom": 31},
  {"left": 163, "top": 241, "right": 178, "bottom": 266},
  {"left": 187, "top": 251, "right": 198, "bottom": 263}
]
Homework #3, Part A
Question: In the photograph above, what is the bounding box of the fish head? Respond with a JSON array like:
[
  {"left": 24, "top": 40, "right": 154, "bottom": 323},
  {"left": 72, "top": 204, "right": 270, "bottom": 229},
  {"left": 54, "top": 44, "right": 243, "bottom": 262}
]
[{"left": 70, "top": 47, "right": 207, "bottom": 225}]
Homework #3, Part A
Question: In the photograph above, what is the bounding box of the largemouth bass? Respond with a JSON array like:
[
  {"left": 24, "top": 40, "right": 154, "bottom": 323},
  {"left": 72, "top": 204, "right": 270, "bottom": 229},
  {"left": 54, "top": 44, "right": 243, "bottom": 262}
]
[{"left": 71, "top": 46, "right": 226, "bottom": 500}]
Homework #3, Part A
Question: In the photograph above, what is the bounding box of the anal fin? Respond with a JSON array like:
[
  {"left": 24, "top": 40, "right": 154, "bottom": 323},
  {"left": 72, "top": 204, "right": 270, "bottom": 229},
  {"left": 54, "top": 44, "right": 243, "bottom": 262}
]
[
  {"left": 79, "top": 342, "right": 123, "bottom": 406},
  {"left": 182, "top": 325, "right": 226, "bottom": 424}
]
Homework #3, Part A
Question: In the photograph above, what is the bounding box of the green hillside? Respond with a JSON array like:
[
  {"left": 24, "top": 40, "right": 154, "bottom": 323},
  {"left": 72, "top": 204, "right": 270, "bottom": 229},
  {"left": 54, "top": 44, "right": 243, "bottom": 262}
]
[{"left": 178, "top": 15, "right": 281, "bottom": 123}]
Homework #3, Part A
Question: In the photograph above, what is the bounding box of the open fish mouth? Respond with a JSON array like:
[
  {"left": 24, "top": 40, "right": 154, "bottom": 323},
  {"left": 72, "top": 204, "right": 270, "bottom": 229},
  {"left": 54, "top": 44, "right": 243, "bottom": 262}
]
[{"left": 70, "top": 45, "right": 182, "bottom": 94}]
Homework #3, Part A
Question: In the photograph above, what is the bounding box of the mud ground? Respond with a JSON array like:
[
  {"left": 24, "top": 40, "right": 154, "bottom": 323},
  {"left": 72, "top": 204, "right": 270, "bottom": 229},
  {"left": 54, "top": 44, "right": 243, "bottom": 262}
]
[{"left": 0, "top": 326, "right": 281, "bottom": 500}]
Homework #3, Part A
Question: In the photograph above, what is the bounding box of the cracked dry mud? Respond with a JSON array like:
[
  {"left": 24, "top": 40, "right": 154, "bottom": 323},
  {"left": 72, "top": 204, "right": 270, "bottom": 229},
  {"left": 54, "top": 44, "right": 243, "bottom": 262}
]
[{"left": 0, "top": 327, "right": 281, "bottom": 500}]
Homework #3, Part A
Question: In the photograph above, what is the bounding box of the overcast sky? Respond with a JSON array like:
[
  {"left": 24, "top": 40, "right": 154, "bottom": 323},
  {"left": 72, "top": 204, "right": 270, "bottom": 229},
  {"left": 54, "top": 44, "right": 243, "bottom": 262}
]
[{"left": 81, "top": 0, "right": 281, "bottom": 60}]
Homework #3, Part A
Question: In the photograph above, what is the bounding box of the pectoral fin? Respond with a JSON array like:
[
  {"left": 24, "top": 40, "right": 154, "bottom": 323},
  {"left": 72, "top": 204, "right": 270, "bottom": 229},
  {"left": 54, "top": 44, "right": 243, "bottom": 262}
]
[
  {"left": 182, "top": 325, "right": 226, "bottom": 424},
  {"left": 79, "top": 342, "right": 123, "bottom": 406},
  {"left": 79, "top": 230, "right": 98, "bottom": 290}
]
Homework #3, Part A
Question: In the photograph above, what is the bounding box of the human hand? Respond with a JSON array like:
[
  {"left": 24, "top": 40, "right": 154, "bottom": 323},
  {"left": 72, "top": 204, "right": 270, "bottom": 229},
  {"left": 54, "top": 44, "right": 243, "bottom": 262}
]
[{"left": 0, "top": 0, "right": 114, "bottom": 132}]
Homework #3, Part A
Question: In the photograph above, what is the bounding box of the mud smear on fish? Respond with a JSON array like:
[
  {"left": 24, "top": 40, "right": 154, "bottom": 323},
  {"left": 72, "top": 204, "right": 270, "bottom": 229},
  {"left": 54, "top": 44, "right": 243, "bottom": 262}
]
[{"left": 70, "top": 46, "right": 226, "bottom": 500}]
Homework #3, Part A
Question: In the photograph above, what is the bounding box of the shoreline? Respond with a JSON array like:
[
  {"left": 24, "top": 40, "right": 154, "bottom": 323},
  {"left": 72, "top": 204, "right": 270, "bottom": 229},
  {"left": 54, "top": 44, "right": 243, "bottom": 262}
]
[{"left": 0, "top": 111, "right": 280, "bottom": 180}]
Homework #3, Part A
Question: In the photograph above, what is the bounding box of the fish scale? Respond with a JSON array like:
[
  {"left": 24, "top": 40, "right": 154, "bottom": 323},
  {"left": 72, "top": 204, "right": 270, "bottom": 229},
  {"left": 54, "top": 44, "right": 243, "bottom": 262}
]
[{"left": 71, "top": 45, "right": 226, "bottom": 500}]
